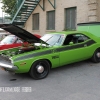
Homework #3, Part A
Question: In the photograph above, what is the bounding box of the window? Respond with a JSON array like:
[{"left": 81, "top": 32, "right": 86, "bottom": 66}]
[
  {"left": 65, "top": 7, "right": 76, "bottom": 30},
  {"left": 0, "top": 35, "right": 17, "bottom": 44},
  {"left": 33, "top": 13, "right": 39, "bottom": 30},
  {"left": 47, "top": 10, "right": 55, "bottom": 30},
  {"left": 63, "top": 33, "right": 89, "bottom": 45}
]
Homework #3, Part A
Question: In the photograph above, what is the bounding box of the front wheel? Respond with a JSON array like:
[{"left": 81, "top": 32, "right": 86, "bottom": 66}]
[
  {"left": 91, "top": 48, "right": 100, "bottom": 63},
  {"left": 29, "top": 60, "right": 50, "bottom": 80}
]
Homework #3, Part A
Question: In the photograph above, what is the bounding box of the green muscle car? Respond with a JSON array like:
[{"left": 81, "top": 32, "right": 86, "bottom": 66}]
[{"left": 0, "top": 23, "right": 100, "bottom": 80}]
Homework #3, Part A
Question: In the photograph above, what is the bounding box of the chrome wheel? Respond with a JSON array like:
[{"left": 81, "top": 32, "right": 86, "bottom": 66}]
[
  {"left": 30, "top": 60, "right": 50, "bottom": 80},
  {"left": 96, "top": 52, "right": 100, "bottom": 58},
  {"left": 36, "top": 65, "right": 44, "bottom": 73},
  {"left": 91, "top": 48, "right": 100, "bottom": 63}
]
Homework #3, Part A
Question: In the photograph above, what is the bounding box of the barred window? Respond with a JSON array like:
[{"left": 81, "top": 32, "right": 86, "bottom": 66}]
[
  {"left": 47, "top": 10, "right": 55, "bottom": 30},
  {"left": 33, "top": 13, "right": 39, "bottom": 30},
  {"left": 65, "top": 7, "right": 76, "bottom": 30}
]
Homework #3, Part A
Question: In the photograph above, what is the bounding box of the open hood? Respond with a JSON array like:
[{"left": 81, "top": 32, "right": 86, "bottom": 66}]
[{"left": 0, "top": 24, "right": 48, "bottom": 44}]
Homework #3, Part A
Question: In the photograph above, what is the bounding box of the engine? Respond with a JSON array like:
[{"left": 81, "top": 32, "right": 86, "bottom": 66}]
[
  {"left": 0, "top": 43, "right": 47, "bottom": 61},
  {"left": 18, "top": 45, "right": 36, "bottom": 54}
]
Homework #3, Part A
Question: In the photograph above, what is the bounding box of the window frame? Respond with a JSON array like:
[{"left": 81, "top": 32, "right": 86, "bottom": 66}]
[
  {"left": 65, "top": 7, "right": 77, "bottom": 30},
  {"left": 47, "top": 10, "right": 55, "bottom": 30},
  {"left": 32, "top": 13, "right": 39, "bottom": 30}
]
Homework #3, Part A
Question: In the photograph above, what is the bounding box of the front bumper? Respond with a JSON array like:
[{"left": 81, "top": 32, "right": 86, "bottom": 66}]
[
  {"left": 0, "top": 54, "right": 18, "bottom": 71},
  {"left": 0, "top": 62, "right": 18, "bottom": 71}
]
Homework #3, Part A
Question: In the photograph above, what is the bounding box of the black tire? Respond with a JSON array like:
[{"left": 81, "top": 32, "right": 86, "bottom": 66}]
[
  {"left": 91, "top": 48, "right": 100, "bottom": 63},
  {"left": 29, "top": 60, "right": 50, "bottom": 80}
]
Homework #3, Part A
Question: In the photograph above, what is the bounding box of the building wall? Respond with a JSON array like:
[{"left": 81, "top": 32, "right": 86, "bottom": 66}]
[
  {"left": 97, "top": 0, "right": 100, "bottom": 21},
  {"left": 88, "top": 0, "right": 97, "bottom": 22},
  {"left": 25, "top": 0, "right": 90, "bottom": 35}
]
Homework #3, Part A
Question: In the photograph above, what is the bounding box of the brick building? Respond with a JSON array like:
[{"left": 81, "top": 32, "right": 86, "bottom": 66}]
[{"left": 11, "top": 0, "right": 100, "bottom": 35}]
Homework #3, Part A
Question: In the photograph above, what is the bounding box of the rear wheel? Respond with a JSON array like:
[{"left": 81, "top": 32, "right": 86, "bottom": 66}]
[
  {"left": 29, "top": 60, "right": 50, "bottom": 80},
  {"left": 91, "top": 48, "right": 100, "bottom": 63}
]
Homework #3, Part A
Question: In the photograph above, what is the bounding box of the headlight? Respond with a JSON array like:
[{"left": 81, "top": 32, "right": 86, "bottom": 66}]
[{"left": 9, "top": 57, "right": 13, "bottom": 64}]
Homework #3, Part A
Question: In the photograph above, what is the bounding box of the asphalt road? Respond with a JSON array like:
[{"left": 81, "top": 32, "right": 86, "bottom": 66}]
[{"left": 0, "top": 60, "right": 100, "bottom": 100}]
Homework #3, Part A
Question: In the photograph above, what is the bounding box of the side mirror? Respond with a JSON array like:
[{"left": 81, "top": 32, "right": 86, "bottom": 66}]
[{"left": 69, "top": 42, "right": 74, "bottom": 45}]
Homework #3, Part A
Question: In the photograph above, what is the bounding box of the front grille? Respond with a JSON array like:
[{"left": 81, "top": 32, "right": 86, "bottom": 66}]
[{"left": 0, "top": 54, "right": 12, "bottom": 65}]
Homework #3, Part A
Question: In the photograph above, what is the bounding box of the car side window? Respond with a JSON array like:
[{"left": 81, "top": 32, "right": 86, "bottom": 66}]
[
  {"left": 63, "top": 33, "right": 89, "bottom": 45},
  {"left": 74, "top": 34, "right": 89, "bottom": 43},
  {"left": 63, "top": 35, "right": 73, "bottom": 45}
]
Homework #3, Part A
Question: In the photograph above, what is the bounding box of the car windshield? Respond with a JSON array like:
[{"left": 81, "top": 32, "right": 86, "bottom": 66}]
[
  {"left": 0, "top": 35, "right": 16, "bottom": 44},
  {"left": 41, "top": 34, "right": 65, "bottom": 46}
]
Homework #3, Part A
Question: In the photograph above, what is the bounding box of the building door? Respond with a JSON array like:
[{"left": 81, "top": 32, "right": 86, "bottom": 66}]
[{"left": 65, "top": 7, "right": 76, "bottom": 30}]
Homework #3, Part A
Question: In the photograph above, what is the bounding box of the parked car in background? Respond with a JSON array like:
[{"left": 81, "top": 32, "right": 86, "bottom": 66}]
[
  {"left": 0, "top": 33, "right": 10, "bottom": 41},
  {"left": 0, "top": 34, "right": 41, "bottom": 50}
]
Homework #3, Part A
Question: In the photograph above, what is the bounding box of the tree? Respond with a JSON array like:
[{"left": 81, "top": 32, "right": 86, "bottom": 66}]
[{"left": 1, "top": 0, "right": 16, "bottom": 15}]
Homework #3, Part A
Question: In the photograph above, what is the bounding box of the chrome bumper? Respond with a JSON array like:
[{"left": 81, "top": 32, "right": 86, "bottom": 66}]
[{"left": 0, "top": 62, "right": 18, "bottom": 71}]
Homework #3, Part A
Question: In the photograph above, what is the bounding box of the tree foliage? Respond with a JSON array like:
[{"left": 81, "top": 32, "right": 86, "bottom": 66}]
[{"left": 1, "top": 0, "right": 16, "bottom": 15}]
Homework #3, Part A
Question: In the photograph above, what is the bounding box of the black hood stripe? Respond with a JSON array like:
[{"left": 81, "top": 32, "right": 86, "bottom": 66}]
[
  {"left": 14, "top": 50, "right": 52, "bottom": 62},
  {"left": 14, "top": 40, "right": 95, "bottom": 62}
]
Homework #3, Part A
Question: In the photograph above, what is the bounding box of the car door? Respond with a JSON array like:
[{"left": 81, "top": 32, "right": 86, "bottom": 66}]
[{"left": 59, "top": 33, "right": 93, "bottom": 66}]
